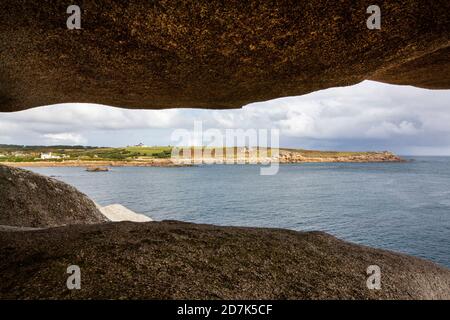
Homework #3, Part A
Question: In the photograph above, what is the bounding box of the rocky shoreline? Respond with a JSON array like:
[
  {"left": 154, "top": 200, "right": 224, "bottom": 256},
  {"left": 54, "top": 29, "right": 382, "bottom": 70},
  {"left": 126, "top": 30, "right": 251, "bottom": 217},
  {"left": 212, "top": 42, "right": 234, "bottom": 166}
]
[
  {"left": 1, "top": 165, "right": 449, "bottom": 300},
  {"left": 279, "top": 150, "right": 404, "bottom": 163}
]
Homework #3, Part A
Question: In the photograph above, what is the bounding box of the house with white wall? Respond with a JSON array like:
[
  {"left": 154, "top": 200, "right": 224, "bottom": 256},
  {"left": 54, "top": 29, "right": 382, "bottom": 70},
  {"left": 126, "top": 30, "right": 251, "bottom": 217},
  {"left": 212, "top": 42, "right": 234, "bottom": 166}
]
[{"left": 40, "top": 152, "right": 61, "bottom": 160}]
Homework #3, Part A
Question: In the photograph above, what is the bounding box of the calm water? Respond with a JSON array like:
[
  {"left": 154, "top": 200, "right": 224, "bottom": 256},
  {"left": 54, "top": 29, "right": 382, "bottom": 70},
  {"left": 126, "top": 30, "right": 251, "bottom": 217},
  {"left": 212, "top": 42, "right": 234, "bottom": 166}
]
[{"left": 26, "top": 156, "right": 450, "bottom": 267}]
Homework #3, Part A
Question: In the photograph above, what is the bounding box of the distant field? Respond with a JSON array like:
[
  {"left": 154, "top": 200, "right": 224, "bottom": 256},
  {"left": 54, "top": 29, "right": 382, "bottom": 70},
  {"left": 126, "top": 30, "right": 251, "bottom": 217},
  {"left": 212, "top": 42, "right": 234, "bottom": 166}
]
[{"left": 125, "top": 146, "right": 172, "bottom": 158}]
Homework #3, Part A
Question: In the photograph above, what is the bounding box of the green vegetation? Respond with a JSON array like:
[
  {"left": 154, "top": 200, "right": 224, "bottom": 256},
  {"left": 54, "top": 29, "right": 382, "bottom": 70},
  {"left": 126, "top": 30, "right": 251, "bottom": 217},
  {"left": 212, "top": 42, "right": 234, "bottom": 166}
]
[
  {"left": 0, "top": 144, "right": 173, "bottom": 162},
  {"left": 124, "top": 146, "right": 172, "bottom": 158}
]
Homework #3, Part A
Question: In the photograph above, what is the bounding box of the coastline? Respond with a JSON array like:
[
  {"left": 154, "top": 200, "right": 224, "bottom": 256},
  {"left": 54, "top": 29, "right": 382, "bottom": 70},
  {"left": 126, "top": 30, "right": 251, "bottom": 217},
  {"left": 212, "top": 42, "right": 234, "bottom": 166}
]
[
  {"left": 0, "top": 159, "right": 185, "bottom": 168},
  {"left": 0, "top": 154, "right": 405, "bottom": 168}
]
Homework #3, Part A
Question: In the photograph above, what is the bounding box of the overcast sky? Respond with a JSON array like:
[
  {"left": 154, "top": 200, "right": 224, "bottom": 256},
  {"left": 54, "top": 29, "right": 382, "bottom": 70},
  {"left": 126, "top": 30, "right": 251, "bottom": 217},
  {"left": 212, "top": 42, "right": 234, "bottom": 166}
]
[{"left": 1, "top": 80, "right": 450, "bottom": 155}]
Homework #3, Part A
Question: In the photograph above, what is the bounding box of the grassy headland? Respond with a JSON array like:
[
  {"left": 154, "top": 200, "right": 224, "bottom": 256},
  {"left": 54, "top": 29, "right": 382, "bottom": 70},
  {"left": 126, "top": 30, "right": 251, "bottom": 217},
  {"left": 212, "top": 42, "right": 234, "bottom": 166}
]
[{"left": 0, "top": 144, "right": 403, "bottom": 167}]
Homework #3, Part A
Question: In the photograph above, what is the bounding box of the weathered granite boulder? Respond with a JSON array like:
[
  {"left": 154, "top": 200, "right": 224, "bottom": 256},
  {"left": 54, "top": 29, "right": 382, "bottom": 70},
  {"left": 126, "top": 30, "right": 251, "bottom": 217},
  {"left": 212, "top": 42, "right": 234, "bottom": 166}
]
[
  {"left": 0, "top": 0, "right": 449, "bottom": 112},
  {"left": 0, "top": 165, "right": 107, "bottom": 227},
  {"left": 1, "top": 221, "right": 449, "bottom": 299}
]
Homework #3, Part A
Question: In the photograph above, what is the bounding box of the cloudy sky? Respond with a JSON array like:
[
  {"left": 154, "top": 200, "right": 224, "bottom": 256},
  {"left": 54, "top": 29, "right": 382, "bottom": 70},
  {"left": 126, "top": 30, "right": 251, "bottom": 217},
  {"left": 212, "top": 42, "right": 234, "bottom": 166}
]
[{"left": 1, "top": 80, "right": 450, "bottom": 155}]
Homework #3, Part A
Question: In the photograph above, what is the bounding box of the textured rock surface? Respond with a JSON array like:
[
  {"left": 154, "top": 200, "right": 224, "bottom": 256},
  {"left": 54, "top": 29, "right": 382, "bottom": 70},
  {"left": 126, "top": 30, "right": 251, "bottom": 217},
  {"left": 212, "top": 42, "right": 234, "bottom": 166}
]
[
  {"left": 0, "top": 165, "right": 107, "bottom": 227},
  {"left": 1, "top": 221, "right": 449, "bottom": 299},
  {"left": 0, "top": 0, "right": 449, "bottom": 112}
]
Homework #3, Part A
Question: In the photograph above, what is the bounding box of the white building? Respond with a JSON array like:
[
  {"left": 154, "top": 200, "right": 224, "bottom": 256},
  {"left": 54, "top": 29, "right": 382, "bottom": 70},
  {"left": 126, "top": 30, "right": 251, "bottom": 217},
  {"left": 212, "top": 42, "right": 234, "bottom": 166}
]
[{"left": 40, "top": 152, "right": 61, "bottom": 160}]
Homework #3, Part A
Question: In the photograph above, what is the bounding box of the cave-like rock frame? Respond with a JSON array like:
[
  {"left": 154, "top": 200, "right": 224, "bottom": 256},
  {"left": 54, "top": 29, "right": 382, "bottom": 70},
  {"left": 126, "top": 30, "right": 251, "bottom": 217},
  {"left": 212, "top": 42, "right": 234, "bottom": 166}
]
[{"left": 0, "top": 0, "right": 449, "bottom": 112}]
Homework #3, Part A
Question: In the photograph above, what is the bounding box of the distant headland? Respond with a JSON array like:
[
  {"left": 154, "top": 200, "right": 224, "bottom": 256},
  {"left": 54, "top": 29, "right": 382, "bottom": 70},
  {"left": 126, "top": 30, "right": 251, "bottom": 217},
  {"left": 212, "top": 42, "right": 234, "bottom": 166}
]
[{"left": 0, "top": 144, "right": 404, "bottom": 167}]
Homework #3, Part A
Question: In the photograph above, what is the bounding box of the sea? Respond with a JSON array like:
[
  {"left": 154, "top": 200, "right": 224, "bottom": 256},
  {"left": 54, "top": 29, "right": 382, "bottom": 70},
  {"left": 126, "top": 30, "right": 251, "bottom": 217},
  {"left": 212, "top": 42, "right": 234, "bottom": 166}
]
[{"left": 25, "top": 156, "right": 450, "bottom": 268}]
